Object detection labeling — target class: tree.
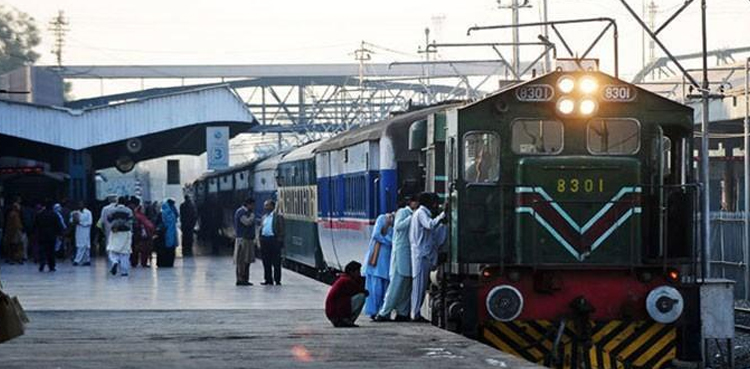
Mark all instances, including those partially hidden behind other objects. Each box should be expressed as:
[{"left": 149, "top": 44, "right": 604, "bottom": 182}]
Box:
[{"left": 0, "top": 5, "right": 41, "bottom": 75}]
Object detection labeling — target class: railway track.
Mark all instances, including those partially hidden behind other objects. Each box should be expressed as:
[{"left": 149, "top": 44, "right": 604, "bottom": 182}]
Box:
[{"left": 736, "top": 307, "right": 750, "bottom": 333}]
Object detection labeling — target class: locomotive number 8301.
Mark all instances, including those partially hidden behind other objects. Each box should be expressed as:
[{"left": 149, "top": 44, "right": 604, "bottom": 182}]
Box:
[{"left": 555, "top": 178, "right": 604, "bottom": 193}]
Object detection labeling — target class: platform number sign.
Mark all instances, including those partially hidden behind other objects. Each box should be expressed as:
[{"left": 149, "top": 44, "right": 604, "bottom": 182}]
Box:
[
  {"left": 207, "top": 126, "right": 229, "bottom": 170},
  {"left": 602, "top": 85, "right": 636, "bottom": 102},
  {"left": 516, "top": 84, "right": 554, "bottom": 102}
]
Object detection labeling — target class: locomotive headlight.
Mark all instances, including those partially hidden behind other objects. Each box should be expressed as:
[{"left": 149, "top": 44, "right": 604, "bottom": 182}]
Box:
[
  {"left": 579, "top": 76, "right": 599, "bottom": 94},
  {"left": 556, "top": 97, "right": 575, "bottom": 115},
  {"left": 646, "top": 286, "right": 684, "bottom": 324},
  {"left": 557, "top": 76, "right": 575, "bottom": 94},
  {"left": 486, "top": 285, "right": 524, "bottom": 322},
  {"left": 579, "top": 99, "right": 598, "bottom": 116}
]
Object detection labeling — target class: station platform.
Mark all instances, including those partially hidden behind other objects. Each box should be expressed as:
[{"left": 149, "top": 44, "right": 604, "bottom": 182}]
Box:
[{"left": 0, "top": 257, "right": 538, "bottom": 369}]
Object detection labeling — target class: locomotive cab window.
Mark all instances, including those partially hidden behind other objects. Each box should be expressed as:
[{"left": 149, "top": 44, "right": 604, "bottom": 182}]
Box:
[
  {"left": 587, "top": 119, "right": 640, "bottom": 155},
  {"left": 511, "top": 119, "right": 563, "bottom": 155},
  {"left": 464, "top": 132, "right": 500, "bottom": 183}
]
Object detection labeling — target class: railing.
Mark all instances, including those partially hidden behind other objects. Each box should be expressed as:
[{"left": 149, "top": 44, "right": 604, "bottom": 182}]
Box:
[{"left": 710, "top": 211, "right": 749, "bottom": 300}]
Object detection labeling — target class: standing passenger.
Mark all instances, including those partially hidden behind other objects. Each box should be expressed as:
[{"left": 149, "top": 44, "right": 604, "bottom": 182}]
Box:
[
  {"left": 259, "top": 200, "right": 284, "bottom": 285},
  {"left": 36, "top": 200, "right": 63, "bottom": 272},
  {"left": 70, "top": 201, "right": 92, "bottom": 266},
  {"left": 157, "top": 199, "right": 178, "bottom": 267},
  {"left": 325, "top": 261, "right": 368, "bottom": 328},
  {"left": 107, "top": 197, "right": 134, "bottom": 277},
  {"left": 375, "top": 195, "right": 420, "bottom": 321},
  {"left": 2, "top": 203, "right": 24, "bottom": 265},
  {"left": 52, "top": 203, "right": 67, "bottom": 258},
  {"left": 362, "top": 212, "right": 393, "bottom": 319},
  {"left": 233, "top": 198, "right": 256, "bottom": 286},
  {"left": 130, "top": 199, "right": 155, "bottom": 268},
  {"left": 410, "top": 193, "right": 447, "bottom": 322},
  {"left": 179, "top": 196, "right": 197, "bottom": 257}
]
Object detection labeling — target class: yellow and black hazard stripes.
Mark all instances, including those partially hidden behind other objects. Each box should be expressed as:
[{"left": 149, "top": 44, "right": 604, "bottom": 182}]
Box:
[{"left": 482, "top": 320, "right": 676, "bottom": 369}]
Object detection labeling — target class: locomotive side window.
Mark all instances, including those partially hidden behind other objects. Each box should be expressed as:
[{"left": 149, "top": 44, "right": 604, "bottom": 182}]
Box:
[
  {"left": 511, "top": 119, "right": 563, "bottom": 155},
  {"left": 587, "top": 119, "right": 640, "bottom": 155},
  {"left": 464, "top": 132, "right": 500, "bottom": 183}
]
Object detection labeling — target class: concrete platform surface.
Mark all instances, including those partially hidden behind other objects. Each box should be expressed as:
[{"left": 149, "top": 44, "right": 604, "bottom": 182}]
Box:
[
  {"left": 0, "top": 256, "right": 328, "bottom": 310},
  {"left": 0, "top": 310, "right": 538, "bottom": 369},
  {"left": 0, "top": 257, "right": 539, "bottom": 368}
]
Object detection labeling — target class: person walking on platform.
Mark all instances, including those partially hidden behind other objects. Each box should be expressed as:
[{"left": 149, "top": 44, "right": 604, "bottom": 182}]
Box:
[
  {"left": 35, "top": 200, "right": 64, "bottom": 272},
  {"left": 107, "top": 197, "right": 134, "bottom": 277},
  {"left": 362, "top": 212, "right": 393, "bottom": 319},
  {"left": 233, "top": 198, "right": 256, "bottom": 286},
  {"left": 157, "top": 199, "right": 179, "bottom": 268},
  {"left": 70, "top": 201, "right": 92, "bottom": 266},
  {"left": 410, "top": 193, "right": 448, "bottom": 322},
  {"left": 97, "top": 196, "right": 118, "bottom": 251},
  {"left": 375, "top": 195, "right": 419, "bottom": 322},
  {"left": 2, "top": 202, "right": 24, "bottom": 265},
  {"left": 325, "top": 261, "right": 368, "bottom": 328},
  {"left": 260, "top": 200, "right": 284, "bottom": 285},
  {"left": 130, "top": 198, "right": 155, "bottom": 268},
  {"left": 179, "top": 196, "right": 197, "bottom": 257}
]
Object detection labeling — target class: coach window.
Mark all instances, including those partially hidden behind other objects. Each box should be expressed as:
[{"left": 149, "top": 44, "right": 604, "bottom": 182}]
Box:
[
  {"left": 464, "top": 132, "right": 500, "bottom": 183},
  {"left": 587, "top": 119, "right": 640, "bottom": 155},
  {"left": 511, "top": 119, "right": 563, "bottom": 155}
]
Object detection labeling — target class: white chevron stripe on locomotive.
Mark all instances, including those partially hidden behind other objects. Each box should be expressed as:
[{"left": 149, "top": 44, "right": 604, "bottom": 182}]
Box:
[{"left": 515, "top": 186, "right": 642, "bottom": 261}]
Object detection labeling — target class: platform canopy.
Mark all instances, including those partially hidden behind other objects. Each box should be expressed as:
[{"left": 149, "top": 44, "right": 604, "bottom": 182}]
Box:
[{"left": 0, "top": 86, "right": 257, "bottom": 169}]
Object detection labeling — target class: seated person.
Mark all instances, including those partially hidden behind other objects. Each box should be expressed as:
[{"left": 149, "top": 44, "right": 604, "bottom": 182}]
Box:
[{"left": 325, "top": 261, "right": 368, "bottom": 327}]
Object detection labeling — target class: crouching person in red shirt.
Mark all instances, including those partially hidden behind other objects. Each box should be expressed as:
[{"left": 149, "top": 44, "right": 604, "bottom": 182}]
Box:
[{"left": 325, "top": 261, "right": 368, "bottom": 327}]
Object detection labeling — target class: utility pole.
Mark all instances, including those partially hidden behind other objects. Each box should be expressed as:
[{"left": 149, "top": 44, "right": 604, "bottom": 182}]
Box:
[
  {"left": 542, "top": 0, "right": 550, "bottom": 72},
  {"left": 497, "top": 0, "right": 531, "bottom": 78},
  {"left": 424, "top": 28, "right": 433, "bottom": 104},
  {"left": 49, "top": 10, "right": 69, "bottom": 68},
  {"left": 699, "top": 0, "right": 711, "bottom": 281},
  {"left": 353, "top": 41, "right": 372, "bottom": 128}
]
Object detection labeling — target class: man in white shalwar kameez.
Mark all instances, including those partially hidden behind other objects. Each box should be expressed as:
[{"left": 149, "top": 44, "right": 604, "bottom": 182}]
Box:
[
  {"left": 410, "top": 193, "right": 447, "bottom": 322},
  {"left": 70, "top": 201, "right": 92, "bottom": 266},
  {"left": 97, "top": 195, "right": 118, "bottom": 249},
  {"left": 106, "top": 197, "right": 134, "bottom": 277},
  {"left": 375, "top": 195, "right": 419, "bottom": 321}
]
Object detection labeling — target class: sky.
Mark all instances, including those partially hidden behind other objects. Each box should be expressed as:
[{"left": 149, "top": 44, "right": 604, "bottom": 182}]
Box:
[{"left": 2, "top": 0, "right": 749, "bottom": 84}]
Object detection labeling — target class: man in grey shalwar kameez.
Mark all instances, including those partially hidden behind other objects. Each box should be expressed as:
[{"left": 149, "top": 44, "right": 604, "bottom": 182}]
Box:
[
  {"left": 374, "top": 195, "right": 419, "bottom": 322},
  {"left": 410, "top": 193, "right": 447, "bottom": 322}
]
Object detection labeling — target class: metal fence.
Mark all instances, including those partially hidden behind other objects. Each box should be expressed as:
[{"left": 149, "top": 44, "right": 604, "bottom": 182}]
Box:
[{"left": 710, "top": 212, "right": 749, "bottom": 300}]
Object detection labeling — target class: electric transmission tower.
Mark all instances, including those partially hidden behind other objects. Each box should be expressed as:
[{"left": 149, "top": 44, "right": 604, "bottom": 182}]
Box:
[
  {"left": 49, "top": 10, "right": 69, "bottom": 67},
  {"left": 353, "top": 41, "right": 373, "bottom": 128}
]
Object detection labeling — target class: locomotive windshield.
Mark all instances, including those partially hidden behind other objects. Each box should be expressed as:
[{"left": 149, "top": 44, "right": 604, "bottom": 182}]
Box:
[
  {"left": 511, "top": 119, "right": 563, "bottom": 155},
  {"left": 464, "top": 131, "right": 500, "bottom": 183},
  {"left": 587, "top": 118, "right": 640, "bottom": 155}
]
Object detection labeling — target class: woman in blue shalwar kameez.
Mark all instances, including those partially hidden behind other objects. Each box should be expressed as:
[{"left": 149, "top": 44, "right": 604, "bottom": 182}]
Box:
[{"left": 362, "top": 213, "right": 394, "bottom": 318}]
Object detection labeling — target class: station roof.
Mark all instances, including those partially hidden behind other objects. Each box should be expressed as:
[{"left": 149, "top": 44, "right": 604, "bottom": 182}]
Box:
[
  {"left": 0, "top": 86, "right": 257, "bottom": 170},
  {"left": 0, "top": 86, "right": 256, "bottom": 150}
]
